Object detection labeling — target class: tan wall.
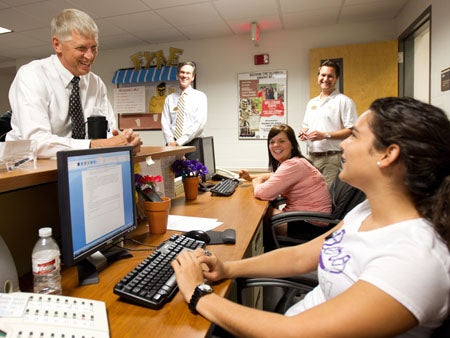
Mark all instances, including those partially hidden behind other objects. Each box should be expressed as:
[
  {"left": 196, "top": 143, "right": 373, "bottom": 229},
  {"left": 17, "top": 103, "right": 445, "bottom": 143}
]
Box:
[{"left": 310, "top": 40, "right": 398, "bottom": 115}]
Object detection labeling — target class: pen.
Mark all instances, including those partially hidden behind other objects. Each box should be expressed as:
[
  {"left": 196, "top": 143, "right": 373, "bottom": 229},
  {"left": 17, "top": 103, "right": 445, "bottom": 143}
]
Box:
[{"left": 14, "top": 157, "right": 30, "bottom": 167}]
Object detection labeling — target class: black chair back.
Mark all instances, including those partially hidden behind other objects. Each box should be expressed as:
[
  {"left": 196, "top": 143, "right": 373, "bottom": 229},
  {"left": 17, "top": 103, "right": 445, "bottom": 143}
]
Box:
[
  {"left": 0, "top": 110, "right": 12, "bottom": 141},
  {"left": 282, "top": 173, "right": 365, "bottom": 244},
  {"left": 329, "top": 173, "right": 366, "bottom": 220}
]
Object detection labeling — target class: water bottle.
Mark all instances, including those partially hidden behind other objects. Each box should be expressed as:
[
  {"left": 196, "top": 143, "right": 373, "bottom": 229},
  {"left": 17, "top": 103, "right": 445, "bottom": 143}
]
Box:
[{"left": 32, "top": 227, "right": 62, "bottom": 295}]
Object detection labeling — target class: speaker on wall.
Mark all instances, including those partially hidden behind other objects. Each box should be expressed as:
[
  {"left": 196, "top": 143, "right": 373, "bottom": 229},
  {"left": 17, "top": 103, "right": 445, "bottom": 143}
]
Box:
[{"left": 0, "top": 236, "right": 19, "bottom": 293}]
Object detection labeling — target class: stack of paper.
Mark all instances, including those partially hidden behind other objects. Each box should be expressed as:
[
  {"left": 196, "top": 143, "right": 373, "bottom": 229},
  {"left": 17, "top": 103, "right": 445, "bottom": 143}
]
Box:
[{"left": 167, "top": 215, "right": 222, "bottom": 232}]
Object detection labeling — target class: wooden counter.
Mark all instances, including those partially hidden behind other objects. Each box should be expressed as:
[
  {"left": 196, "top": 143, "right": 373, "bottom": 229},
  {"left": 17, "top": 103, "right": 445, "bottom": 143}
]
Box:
[
  {"left": 0, "top": 146, "right": 194, "bottom": 194},
  {"left": 0, "top": 145, "right": 195, "bottom": 276}
]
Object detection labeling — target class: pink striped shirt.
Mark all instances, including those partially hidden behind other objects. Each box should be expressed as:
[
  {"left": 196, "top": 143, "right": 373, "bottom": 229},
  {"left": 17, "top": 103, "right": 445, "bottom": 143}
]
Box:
[{"left": 253, "top": 157, "right": 331, "bottom": 213}]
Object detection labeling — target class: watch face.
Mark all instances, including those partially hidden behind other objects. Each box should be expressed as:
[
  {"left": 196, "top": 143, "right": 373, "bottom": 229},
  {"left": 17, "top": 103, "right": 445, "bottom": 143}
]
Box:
[{"left": 198, "top": 284, "right": 213, "bottom": 293}]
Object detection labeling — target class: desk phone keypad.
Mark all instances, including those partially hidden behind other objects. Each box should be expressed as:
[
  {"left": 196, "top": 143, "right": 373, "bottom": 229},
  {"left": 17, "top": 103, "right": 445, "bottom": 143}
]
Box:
[{"left": 0, "top": 292, "right": 109, "bottom": 338}]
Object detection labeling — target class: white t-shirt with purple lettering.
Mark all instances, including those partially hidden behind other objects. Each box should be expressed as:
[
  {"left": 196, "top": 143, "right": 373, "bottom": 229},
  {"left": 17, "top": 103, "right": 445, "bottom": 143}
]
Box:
[{"left": 285, "top": 200, "right": 450, "bottom": 337}]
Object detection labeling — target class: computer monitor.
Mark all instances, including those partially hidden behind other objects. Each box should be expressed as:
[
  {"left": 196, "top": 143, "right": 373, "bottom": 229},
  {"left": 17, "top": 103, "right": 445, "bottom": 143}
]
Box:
[
  {"left": 57, "top": 146, "right": 136, "bottom": 286},
  {"left": 186, "top": 136, "right": 216, "bottom": 181}
]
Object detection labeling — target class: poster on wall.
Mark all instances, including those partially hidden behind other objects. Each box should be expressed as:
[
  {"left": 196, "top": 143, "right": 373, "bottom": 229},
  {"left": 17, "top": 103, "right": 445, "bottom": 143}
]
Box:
[{"left": 238, "top": 70, "right": 287, "bottom": 140}]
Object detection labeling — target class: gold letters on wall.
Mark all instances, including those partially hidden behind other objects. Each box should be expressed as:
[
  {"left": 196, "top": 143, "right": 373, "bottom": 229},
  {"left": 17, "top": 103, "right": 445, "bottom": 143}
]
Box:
[{"left": 130, "top": 47, "right": 184, "bottom": 70}]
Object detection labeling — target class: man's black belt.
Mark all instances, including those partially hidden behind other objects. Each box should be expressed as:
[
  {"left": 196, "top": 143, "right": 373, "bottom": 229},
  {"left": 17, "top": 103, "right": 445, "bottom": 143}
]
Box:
[{"left": 309, "top": 151, "right": 342, "bottom": 157}]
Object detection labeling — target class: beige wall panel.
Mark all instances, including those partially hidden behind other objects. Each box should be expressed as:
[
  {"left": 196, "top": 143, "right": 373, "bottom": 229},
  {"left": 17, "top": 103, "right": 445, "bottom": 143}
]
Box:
[{"left": 310, "top": 40, "right": 398, "bottom": 115}]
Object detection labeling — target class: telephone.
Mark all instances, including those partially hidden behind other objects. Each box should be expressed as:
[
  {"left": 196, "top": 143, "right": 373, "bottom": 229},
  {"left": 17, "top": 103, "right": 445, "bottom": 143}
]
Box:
[
  {"left": 212, "top": 168, "right": 240, "bottom": 181},
  {"left": 0, "top": 292, "right": 109, "bottom": 337}
]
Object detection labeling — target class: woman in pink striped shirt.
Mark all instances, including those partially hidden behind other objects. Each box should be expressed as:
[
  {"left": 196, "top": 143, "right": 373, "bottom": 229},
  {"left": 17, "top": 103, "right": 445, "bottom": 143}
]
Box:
[{"left": 239, "top": 124, "right": 331, "bottom": 242}]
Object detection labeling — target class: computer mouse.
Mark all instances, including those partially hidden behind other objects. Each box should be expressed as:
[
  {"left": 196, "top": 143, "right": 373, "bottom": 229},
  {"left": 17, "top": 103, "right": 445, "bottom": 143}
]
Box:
[
  {"left": 183, "top": 230, "right": 211, "bottom": 243},
  {"left": 221, "top": 229, "right": 236, "bottom": 244}
]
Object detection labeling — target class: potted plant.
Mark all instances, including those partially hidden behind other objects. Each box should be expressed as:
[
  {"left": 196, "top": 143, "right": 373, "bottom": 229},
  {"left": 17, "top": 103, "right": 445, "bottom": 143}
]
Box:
[
  {"left": 135, "top": 173, "right": 170, "bottom": 234},
  {"left": 135, "top": 173, "right": 163, "bottom": 202},
  {"left": 171, "top": 158, "right": 208, "bottom": 200}
]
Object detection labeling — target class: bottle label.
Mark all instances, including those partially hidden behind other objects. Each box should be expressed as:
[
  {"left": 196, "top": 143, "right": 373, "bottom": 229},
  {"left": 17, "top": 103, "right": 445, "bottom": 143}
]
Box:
[{"left": 32, "top": 256, "right": 60, "bottom": 275}]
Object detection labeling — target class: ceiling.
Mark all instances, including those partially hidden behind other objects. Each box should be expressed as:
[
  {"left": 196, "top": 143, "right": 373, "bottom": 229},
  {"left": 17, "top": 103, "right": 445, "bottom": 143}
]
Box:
[{"left": 0, "top": 0, "right": 410, "bottom": 69}]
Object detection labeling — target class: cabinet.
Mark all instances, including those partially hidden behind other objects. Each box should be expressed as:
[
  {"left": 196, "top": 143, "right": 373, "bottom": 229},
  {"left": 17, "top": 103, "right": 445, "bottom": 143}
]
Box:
[{"left": 239, "top": 221, "right": 264, "bottom": 309}]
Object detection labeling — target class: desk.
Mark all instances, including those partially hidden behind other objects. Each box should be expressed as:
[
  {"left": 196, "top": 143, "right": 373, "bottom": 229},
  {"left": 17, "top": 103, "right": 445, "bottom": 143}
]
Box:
[
  {"left": 61, "top": 183, "right": 267, "bottom": 338},
  {"left": 0, "top": 146, "right": 194, "bottom": 276}
]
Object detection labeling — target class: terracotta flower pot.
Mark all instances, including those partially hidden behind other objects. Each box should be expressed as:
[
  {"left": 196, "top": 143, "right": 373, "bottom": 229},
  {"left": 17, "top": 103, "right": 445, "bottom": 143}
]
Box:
[
  {"left": 144, "top": 197, "right": 171, "bottom": 234},
  {"left": 183, "top": 176, "right": 199, "bottom": 200}
]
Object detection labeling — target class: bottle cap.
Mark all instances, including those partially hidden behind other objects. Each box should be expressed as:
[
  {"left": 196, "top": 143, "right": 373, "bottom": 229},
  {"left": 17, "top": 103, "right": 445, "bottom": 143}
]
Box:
[{"left": 39, "top": 227, "right": 52, "bottom": 237}]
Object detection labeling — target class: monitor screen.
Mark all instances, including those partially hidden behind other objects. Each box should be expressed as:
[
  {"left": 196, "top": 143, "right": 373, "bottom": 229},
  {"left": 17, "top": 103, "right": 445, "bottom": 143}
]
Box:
[
  {"left": 57, "top": 146, "right": 136, "bottom": 285},
  {"left": 186, "top": 137, "right": 216, "bottom": 181}
]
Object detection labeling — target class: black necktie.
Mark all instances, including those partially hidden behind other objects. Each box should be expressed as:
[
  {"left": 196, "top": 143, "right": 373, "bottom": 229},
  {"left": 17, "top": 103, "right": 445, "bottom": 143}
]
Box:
[{"left": 69, "top": 76, "right": 85, "bottom": 139}]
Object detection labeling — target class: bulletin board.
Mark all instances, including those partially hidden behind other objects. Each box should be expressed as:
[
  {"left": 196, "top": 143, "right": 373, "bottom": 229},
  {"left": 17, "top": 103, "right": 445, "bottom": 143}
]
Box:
[
  {"left": 238, "top": 70, "right": 287, "bottom": 140},
  {"left": 114, "top": 81, "right": 178, "bottom": 130},
  {"left": 112, "top": 65, "right": 181, "bottom": 130}
]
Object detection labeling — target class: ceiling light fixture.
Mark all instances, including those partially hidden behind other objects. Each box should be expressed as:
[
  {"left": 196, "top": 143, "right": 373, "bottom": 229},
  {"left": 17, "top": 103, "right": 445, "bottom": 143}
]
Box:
[{"left": 251, "top": 22, "right": 260, "bottom": 46}]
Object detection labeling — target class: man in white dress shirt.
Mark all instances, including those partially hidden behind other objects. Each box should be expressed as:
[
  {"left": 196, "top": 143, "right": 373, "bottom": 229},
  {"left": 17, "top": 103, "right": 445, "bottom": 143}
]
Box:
[
  {"left": 299, "top": 59, "right": 357, "bottom": 187},
  {"left": 161, "top": 61, "right": 207, "bottom": 148},
  {"left": 7, "top": 8, "right": 141, "bottom": 158}
]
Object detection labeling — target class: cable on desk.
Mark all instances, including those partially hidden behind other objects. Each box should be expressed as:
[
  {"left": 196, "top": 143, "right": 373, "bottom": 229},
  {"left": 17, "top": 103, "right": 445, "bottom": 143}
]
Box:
[{"left": 123, "top": 238, "right": 158, "bottom": 250}]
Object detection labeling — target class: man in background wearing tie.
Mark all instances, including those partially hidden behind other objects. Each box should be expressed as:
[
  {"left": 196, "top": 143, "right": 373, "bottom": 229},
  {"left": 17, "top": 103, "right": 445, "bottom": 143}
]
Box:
[
  {"left": 7, "top": 8, "right": 141, "bottom": 158},
  {"left": 161, "top": 62, "right": 207, "bottom": 148}
]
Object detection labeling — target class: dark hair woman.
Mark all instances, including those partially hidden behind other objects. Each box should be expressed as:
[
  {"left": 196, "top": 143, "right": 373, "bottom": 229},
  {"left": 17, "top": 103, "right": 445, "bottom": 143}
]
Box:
[{"left": 172, "top": 98, "right": 450, "bottom": 338}]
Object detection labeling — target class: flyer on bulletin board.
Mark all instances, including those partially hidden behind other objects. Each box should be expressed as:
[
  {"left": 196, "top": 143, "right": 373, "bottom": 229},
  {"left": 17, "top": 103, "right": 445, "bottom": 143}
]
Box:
[
  {"left": 113, "top": 86, "right": 146, "bottom": 114},
  {"left": 238, "top": 70, "right": 287, "bottom": 140}
]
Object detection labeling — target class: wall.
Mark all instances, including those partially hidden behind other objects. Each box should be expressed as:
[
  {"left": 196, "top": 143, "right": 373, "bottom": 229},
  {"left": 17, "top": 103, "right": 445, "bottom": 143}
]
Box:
[
  {"left": 7, "top": 0, "right": 449, "bottom": 170},
  {"left": 0, "top": 66, "right": 15, "bottom": 113},
  {"left": 91, "top": 20, "right": 397, "bottom": 171},
  {"left": 397, "top": 0, "right": 450, "bottom": 114},
  {"left": 309, "top": 40, "right": 398, "bottom": 116}
]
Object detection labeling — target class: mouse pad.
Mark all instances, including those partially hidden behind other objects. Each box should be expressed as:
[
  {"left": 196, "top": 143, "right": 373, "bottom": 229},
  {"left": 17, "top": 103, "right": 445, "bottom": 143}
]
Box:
[{"left": 206, "top": 229, "right": 236, "bottom": 245}]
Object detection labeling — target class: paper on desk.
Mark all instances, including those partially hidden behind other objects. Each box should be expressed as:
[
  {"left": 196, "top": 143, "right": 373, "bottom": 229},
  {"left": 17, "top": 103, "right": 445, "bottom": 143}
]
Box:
[{"left": 167, "top": 215, "right": 222, "bottom": 232}]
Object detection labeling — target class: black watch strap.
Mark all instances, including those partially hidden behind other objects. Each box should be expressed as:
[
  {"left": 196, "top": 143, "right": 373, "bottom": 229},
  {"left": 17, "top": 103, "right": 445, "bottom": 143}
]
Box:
[{"left": 188, "top": 284, "right": 213, "bottom": 314}]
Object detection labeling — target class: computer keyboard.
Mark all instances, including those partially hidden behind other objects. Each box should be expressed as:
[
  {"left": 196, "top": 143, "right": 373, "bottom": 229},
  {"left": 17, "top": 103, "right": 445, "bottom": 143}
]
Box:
[
  {"left": 210, "top": 178, "right": 239, "bottom": 196},
  {"left": 113, "top": 234, "right": 206, "bottom": 310}
]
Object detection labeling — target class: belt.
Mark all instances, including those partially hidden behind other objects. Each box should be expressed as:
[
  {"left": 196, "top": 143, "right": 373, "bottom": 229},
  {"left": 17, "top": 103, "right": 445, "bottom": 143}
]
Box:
[{"left": 309, "top": 151, "right": 342, "bottom": 157}]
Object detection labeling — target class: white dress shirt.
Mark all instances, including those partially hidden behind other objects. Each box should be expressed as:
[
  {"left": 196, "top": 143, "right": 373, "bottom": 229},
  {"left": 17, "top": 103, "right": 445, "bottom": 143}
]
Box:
[
  {"left": 302, "top": 89, "right": 357, "bottom": 152},
  {"left": 161, "top": 86, "right": 207, "bottom": 146},
  {"left": 7, "top": 54, "right": 117, "bottom": 158}
]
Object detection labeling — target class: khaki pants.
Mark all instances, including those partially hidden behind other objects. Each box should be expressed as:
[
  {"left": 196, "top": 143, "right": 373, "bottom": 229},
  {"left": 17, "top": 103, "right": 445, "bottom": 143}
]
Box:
[{"left": 309, "top": 152, "right": 342, "bottom": 188}]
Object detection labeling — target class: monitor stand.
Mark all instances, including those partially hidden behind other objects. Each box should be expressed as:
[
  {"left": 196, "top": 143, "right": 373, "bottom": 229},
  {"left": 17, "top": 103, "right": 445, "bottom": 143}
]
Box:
[{"left": 77, "top": 247, "right": 132, "bottom": 286}]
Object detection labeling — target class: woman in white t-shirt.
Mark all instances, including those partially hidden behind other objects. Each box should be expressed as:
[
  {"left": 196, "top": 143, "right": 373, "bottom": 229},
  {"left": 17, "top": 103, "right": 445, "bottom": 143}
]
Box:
[{"left": 171, "top": 97, "right": 450, "bottom": 337}]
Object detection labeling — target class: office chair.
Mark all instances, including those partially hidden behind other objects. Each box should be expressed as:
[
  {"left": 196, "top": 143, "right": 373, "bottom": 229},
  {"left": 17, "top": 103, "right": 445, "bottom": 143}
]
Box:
[
  {"left": 0, "top": 110, "right": 12, "bottom": 141},
  {"left": 239, "top": 174, "right": 449, "bottom": 337},
  {"left": 269, "top": 172, "right": 366, "bottom": 249},
  {"left": 244, "top": 173, "right": 365, "bottom": 315}
]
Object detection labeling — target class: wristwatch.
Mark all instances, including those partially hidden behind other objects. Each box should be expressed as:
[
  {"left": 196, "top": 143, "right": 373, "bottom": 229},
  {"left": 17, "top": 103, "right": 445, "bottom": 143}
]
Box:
[
  {"left": 326, "top": 132, "right": 332, "bottom": 139},
  {"left": 188, "top": 283, "right": 213, "bottom": 314}
]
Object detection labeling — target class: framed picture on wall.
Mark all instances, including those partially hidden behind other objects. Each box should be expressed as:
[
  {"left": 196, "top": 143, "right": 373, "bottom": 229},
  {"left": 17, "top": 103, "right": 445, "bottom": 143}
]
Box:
[{"left": 238, "top": 70, "right": 287, "bottom": 140}]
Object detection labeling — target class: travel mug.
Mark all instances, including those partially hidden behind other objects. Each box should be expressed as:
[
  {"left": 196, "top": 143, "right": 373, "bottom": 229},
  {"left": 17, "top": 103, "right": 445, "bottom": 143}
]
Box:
[{"left": 87, "top": 115, "right": 108, "bottom": 139}]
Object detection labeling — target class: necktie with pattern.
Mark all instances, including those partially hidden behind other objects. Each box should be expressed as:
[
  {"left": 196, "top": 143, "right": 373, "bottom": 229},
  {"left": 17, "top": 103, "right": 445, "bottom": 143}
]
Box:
[
  {"left": 174, "top": 92, "right": 185, "bottom": 141},
  {"left": 69, "top": 76, "right": 86, "bottom": 139}
]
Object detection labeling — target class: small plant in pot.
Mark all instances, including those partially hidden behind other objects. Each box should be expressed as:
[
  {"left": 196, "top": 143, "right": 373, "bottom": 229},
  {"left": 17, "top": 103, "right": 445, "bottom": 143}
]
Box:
[
  {"left": 135, "top": 174, "right": 163, "bottom": 202},
  {"left": 170, "top": 158, "right": 208, "bottom": 180}
]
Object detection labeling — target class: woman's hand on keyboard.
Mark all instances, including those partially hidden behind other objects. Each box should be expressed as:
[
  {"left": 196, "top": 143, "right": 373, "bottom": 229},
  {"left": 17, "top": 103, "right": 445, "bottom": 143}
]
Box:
[
  {"left": 172, "top": 250, "right": 206, "bottom": 303},
  {"left": 196, "top": 249, "right": 228, "bottom": 282}
]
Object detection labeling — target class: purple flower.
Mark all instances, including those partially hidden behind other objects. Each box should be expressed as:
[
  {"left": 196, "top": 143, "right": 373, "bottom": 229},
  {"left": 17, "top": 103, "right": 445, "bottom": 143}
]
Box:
[{"left": 171, "top": 159, "right": 208, "bottom": 179}]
